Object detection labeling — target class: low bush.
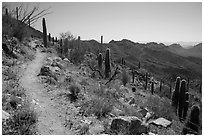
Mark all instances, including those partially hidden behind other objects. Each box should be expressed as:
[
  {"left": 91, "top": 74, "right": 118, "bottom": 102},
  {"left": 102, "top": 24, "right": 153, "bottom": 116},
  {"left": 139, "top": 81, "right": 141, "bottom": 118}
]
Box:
[
  {"left": 69, "top": 84, "right": 80, "bottom": 102},
  {"left": 2, "top": 104, "right": 37, "bottom": 135},
  {"left": 121, "top": 69, "right": 129, "bottom": 86}
]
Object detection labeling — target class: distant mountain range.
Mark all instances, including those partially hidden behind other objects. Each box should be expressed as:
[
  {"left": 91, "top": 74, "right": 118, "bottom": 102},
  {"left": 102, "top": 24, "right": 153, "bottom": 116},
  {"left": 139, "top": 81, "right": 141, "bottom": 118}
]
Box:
[
  {"left": 168, "top": 43, "right": 202, "bottom": 59},
  {"left": 81, "top": 39, "right": 202, "bottom": 82}
]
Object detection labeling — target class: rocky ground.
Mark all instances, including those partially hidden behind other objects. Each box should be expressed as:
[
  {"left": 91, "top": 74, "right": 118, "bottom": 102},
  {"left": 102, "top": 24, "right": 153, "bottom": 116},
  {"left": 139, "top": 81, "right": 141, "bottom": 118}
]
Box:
[{"left": 2, "top": 37, "right": 201, "bottom": 135}]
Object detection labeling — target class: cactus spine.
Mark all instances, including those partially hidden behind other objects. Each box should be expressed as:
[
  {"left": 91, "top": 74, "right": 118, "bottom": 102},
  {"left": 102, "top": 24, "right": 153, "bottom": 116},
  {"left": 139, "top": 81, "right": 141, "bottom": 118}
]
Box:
[
  {"left": 182, "top": 105, "right": 200, "bottom": 134},
  {"left": 42, "top": 18, "right": 47, "bottom": 48},
  {"left": 178, "top": 80, "right": 187, "bottom": 120},
  {"left": 171, "top": 77, "right": 180, "bottom": 111},
  {"left": 151, "top": 81, "right": 154, "bottom": 94},
  {"left": 105, "top": 48, "right": 111, "bottom": 78},
  {"left": 98, "top": 53, "right": 103, "bottom": 71}
]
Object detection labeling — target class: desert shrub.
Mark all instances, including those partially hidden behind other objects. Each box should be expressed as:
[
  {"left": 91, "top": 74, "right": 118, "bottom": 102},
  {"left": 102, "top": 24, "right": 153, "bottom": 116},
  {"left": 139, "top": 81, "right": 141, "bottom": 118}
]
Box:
[
  {"left": 80, "top": 88, "right": 115, "bottom": 119},
  {"left": 142, "top": 94, "right": 176, "bottom": 121},
  {"left": 2, "top": 15, "right": 27, "bottom": 41},
  {"left": 69, "top": 48, "right": 86, "bottom": 64},
  {"left": 121, "top": 69, "right": 129, "bottom": 86},
  {"left": 2, "top": 104, "right": 37, "bottom": 135},
  {"left": 69, "top": 84, "right": 80, "bottom": 102}
]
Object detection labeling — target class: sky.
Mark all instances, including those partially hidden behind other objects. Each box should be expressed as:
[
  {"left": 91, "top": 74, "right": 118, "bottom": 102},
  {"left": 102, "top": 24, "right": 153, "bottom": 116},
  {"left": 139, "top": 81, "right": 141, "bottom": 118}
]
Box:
[{"left": 3, "top": 2, "right": 202, "bottom": 45}]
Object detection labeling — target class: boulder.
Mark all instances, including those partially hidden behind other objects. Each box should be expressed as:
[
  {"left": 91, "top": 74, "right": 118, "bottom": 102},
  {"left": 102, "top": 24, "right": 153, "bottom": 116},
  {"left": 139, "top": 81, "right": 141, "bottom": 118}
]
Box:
[
  {"left": 150, "top": 117, "right": 172, "bottom": 128},
  {"left": 89, "top": 123, "right": 105, "bottom": 135},
  {"left": 110, "top": 116, "right": 148, "bottom": 135},
  {"left": 2, "top": 110, "right": 10, "bottom": 120}
]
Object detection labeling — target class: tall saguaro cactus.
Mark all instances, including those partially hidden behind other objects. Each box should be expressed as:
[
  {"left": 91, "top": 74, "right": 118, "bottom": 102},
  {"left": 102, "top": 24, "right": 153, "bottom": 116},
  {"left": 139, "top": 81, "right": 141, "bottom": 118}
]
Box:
[
  {"left": 132, "top": 70, "right": 135, "bottom": 83},
  {"left": 159, "top": 80, "right": 162, "bottom": 92},
  {"left": 145, "top": 73, "right": 148, "bottom": 90},
  {"left": 138, "top": 61, "right": 140, "bottom": 69},
  {"left": 48, "top": 33, "right": 51, "bottom": 42},
  {"left": 78, "top": 36, "right": 81, "bottom": 49},
  {"left": 105, "top": 48, "right": 111, "bottom": 78},
  {"left": 178, "top": 80, "right": 187, "bottom": 120},
  {"left": 183, "top": 92, "right": 189, "bottom": 120},
  {"left": 171, "top": 77, "right": 181, "bottom": 111},
  {"left": 42, "top": 18, "right": 47, "bottom": 48},
  {"left": 151, "top": 81, "right": 154, "bottom": 94},
  {"left": 5, "top": 8, "right": 8, "bottom": 15},
  {"left": 16, "top": 7, "right": 18, "bottom": 20},
  {"left": 98, "top": 53, "right": 103, "bottom": 71}
]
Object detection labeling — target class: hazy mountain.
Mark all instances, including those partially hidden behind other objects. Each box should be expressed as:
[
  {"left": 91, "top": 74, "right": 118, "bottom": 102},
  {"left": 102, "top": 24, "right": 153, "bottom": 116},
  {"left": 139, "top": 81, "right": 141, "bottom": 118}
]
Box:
[{"left": 167, "top": 43, "right": 202, "bottom": 59}]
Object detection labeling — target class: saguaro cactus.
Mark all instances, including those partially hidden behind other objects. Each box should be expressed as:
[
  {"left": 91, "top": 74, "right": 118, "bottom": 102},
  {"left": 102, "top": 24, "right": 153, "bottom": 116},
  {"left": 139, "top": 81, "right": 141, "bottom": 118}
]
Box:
[
  {"left": 78, "top": 36, "right": 80, "bottom": 49},
  {"left": 55, "top": 37, "right": 58, "bottom": 42},
  {"left": 52, "top": 37, "right": 54, "bottom": 45},
  {"left": 132, "top": 70, "right": 135, "bottom": 83},
  {"left": 151, "top": 81, "right": 154, "bottom": 94},
  {"left": 28, "top": 17, "right": 30, "bottom": 27},
  {"left": 182, "top": 105, "right": 200, "bottom": 134},
  {"left": 16, "top": 7, "right": 18, "bottom": 20},
  {"left": 105, "top": 48, "right": 111, "bottom": 78},
  {"left": 159, "top": 80, "right": 162, "bottom": 92},
  {"left": 42, "top": 18, "right": 47, "bottom": 48},
  {"left": 145, "top": 73, "right": 148, "bottom": 90},
  {"left": 183, "top": 92, "right": 189, "bottom": 120},
  {"left": 5, "top": 8, "right": 8, "bottom": 15},
  {"left": 138, "top": 61, "right": 140, "bottom": 69},
  {"left": 48, "top": 33, "right": 51, "bottom": 42},
  {"left": 178, "top": 80, "right": 187, "bottom": 120},
  {"left": 171, "top": 77, "right": 181, "bottom": 111},
  {"left": 98, "top": 53, "right": 103, "bottom": 71}
]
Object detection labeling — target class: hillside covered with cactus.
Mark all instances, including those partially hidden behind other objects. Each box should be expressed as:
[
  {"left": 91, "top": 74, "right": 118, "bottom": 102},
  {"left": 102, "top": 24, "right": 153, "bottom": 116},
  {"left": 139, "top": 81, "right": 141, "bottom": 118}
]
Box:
[{"left": 2, "top": 4, "right": 202, "bottom": 135}]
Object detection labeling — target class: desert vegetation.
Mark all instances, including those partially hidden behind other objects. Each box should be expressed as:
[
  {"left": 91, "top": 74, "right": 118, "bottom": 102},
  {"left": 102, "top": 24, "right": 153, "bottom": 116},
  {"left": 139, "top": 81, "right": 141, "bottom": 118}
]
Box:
[{"left": 2, "top": 3, "right": 202, "bottom": 135}]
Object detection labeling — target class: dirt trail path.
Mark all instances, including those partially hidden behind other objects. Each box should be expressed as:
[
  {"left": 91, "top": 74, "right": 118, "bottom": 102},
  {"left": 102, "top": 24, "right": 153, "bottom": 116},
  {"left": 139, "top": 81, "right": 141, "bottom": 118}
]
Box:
[{"left": 20, "top": 49, "right": 71, "bottom": 135}]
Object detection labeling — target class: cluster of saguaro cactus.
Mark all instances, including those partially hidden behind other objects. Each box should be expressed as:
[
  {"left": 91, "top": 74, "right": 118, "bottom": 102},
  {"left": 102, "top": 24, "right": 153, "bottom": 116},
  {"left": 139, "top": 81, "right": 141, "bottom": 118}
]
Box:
[
  {"left": 98, "top": 53, "right": 103, "bottom": 71},
  {"left": 105, "top": 48, "right": 111, "bottom": 78},
  {"left": 172, "top": 77, "right": 189, "bottom": 121},
  {"left": 121, "top": 58, "right": 125, "bottom": 65},
  {"left": 182, "top": 105, "right": 200, "bottom": 134},
  {"left": 42, "top": 18, "right": 47, "bottom": 48}
]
